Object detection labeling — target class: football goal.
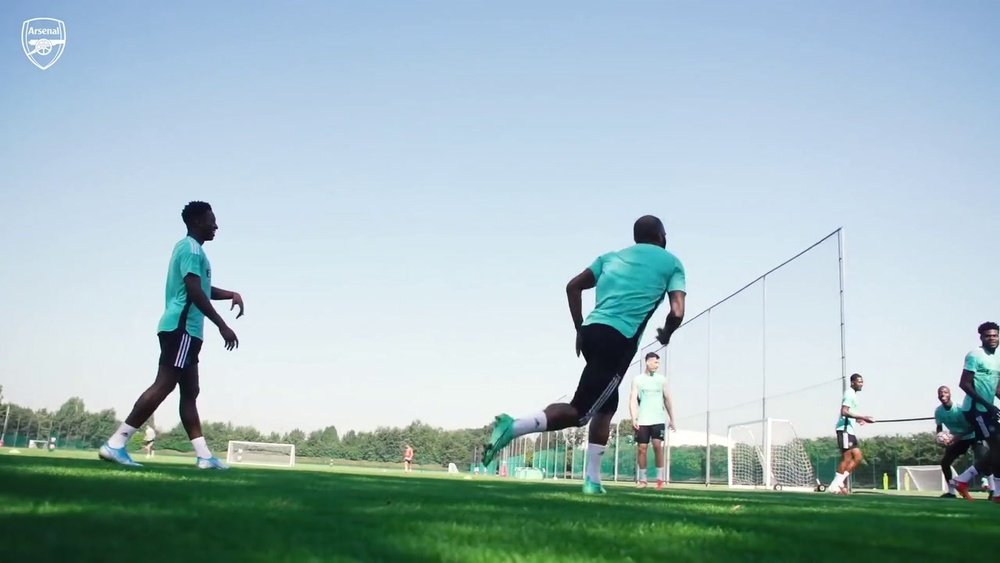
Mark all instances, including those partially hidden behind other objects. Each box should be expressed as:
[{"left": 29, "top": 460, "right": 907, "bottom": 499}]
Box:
[
  {"left": 728, "top": 418, "right": 817, "bottom": 491},
  {"left": 226, "top": 441, "right": 296, "bottom": 468},
  {"left": 896, "top": 465, "right": 951, "bottom": 492}
]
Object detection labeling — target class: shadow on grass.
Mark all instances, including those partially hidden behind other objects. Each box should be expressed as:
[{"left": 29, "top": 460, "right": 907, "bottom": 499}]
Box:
[{"left": 0, "top": 456, "right": 997, "bottom": 563}]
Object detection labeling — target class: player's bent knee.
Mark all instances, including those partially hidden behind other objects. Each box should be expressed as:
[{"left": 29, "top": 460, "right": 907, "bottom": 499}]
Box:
[
  {"left": 150, "top": 380, "right": 177, "bottom": 397},
  {"left": 179, "top": 384, "right": 200, "bottom": 399}
]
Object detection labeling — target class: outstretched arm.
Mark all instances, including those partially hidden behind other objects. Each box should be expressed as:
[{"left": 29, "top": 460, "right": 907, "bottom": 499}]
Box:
[
  {"left": 656, "top": 291, "right": 686, "bottom": 345},
  {"left": 840, "top": 404, "right": 873, "bottom": 424},
  {"left": 185, "top": 275, "right": 238, "bottom": 349},
  {"left": 187, "top": 276, "right": 227, "bottom": 329},
  {"left": 211, "top": 286, "right": 245, "bottom": 318}
]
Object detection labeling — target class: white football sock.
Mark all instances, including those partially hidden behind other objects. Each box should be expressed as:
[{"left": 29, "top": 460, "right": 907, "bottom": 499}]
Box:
[
  {"left": 586, "top": 443, "right": 606, "bottom": 483},
  {"left": 955, "top": 466, "right": 978, "bottom": 484},
  {"left": 512, "top": 411, "right": 547, "bottom": 437},
  {"left": 636, "top": 465, "right": 645, "bottom": 481},
  {"left": 657, "top": 466, "right": 666, "bottom": 481},
  {"left": 191, "top": 437, "right": 212, "bottom": 459},
  {"left": 107, "top": 423, "right": 138, "bottom": 449},
  {"left": 948, "top": 479, "right": 957, "bottom": 495},
  {"left": 989, "top": 475, "right": 996, "bottom": 491},
  {"left": 828, "top": 472, "right": 848, "bottom": 492}
]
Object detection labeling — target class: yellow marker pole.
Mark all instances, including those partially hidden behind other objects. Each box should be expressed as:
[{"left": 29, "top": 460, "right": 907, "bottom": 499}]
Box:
[
  {"left": 904, "top": 473, "right": 911, "bottom": 491},
  {"left": 883, "top": 472, "right": 889, "bottom": 490}
]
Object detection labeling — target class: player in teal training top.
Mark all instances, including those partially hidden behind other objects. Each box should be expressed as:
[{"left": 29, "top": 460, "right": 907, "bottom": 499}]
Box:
[
  {"left": 828, "top": 373, "right": 874, "bottom": 494},
  {"left": 99, "top": 201, "right": 244, "bottom": 469},
  {"left": 934, "top": 385, "right": 990, "bottom": 498},
  {"left": 629, "top": 351, "right": 674, "bottom": 490},
  {"left": 951, "top": 322, "right": 1000, "bottom": 501},
  {"left": 480, "top": 215, "right": 686, "bottom": 495}
]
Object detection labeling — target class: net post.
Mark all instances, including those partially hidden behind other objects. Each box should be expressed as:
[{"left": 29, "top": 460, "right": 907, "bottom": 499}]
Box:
[
  {"left": 613, "top": 425, "right": 620, "bottom": 482},
  {"left": 762, "top": 275, "right": 767, "bottom": 427},
  {"left": 726, "top": 425, "right": 734, "bottom": 487},
  {"left": 838, "top": 228, "right": 847, "bottom": 395},
  {"left": 664, "top": 430, "right": 671, "bottom": 483},
  {"left": 763, "top": 418, "right": 772, "bottom": 489},
  {"left": 705, "top": 309, "right": 712, "bottom": 487},
  {"left": 0, "top": 405, "right": 9, "bottom": 442}
]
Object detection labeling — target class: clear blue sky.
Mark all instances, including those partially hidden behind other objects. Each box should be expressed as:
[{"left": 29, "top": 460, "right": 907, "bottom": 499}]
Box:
[{"left": 2, "top": 1, "right": 998, "bottom": 440}]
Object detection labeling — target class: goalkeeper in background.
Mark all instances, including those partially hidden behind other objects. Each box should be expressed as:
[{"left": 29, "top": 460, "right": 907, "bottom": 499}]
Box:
[
  {"left": 934, "top": 385, "right": 991, "bottom": 499},
  {"left": 628, "top": 351, "right": 674, "bottom": 490}
]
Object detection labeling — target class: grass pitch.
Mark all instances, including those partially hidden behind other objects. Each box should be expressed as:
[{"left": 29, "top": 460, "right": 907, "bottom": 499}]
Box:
[{"left": 0, "top": 450, "right": 996, "bottom": 562}]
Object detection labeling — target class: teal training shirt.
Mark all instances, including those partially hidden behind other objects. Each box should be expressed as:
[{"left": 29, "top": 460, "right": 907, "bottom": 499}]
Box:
[
  {"left": 157, "top": 237, "right": 212, "bottom": 339},
  {"left": 635, "top": 372, "right": 668, "bottom": 426},
  {"left": 960, "top": 347, "right": 1000, "bottom": 413},
  {"left": 935, "top": 403, "right": 974, "bottom": 440},
  {"left": 835, "top": 388, "right": 859, "bottom": 434},
  {"left": 583, "top": 243, "right": 685, "bottom": 339}
]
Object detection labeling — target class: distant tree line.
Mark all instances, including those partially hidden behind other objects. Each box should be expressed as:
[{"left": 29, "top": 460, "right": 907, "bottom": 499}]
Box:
[{"left": 0, "top": 388, "right": 963, "bottom": 484}]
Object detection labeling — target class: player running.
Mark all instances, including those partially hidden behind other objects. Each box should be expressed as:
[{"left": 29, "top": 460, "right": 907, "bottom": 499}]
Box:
[
  {"left": 99, "top": 201, "right": 243, "bottom": 469},
  {"left": 629, "top": 351, "right": 674, "bottom": 489},
  {"left": 934, "top": 385, "right": 990, "bottom": 498},
  {"left": 480, "top": 215, "right": 686, "bottom": 495},
  {"left": 827, "top": 373, "right": 874, "bottom": 494},
  {"left": 950, "top": 322, "right": 1000, "bottom": 501}
]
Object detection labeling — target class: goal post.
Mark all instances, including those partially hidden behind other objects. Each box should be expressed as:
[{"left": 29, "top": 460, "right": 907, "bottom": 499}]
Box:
[
  {"left": 727, "top": 418, "right": 817, "bottom": 491},
  {"left": 226, "top": 440, "right": 296, "bottom": 468},
  {"left": 896, "top": 465, "right": 951, "bottom": 492}
]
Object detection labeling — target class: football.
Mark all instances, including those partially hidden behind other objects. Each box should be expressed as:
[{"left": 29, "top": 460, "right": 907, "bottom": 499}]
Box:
[{"left": 935, "top": 431, "right": 953, "bottom": 446}]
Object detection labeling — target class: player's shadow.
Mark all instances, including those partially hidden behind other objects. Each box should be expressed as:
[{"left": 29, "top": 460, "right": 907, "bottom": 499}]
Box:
[{"left": 0, "top": 456, "right": 996, "bottom": 563}]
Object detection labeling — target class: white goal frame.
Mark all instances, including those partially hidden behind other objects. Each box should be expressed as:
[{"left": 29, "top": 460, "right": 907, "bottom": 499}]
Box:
[
  {"left": 226, "top": 440, "right": 296, "bottom": 468},
  {"left": 727, "top": 417, "right": 817, "bottom": 492},
  {"left": 896, "top": 465, "right": 952, "bottom": 492}
]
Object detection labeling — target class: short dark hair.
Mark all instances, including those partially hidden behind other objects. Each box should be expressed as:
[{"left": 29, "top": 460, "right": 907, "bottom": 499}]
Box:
[
  {"left": 645, "top": 352, "right": 660, "bottom": 360},
  {"left": 181, "top": 201, "right": 212, "bottom": 226},
  {"left": 633, "top": 215, "right": 666, "bottom": 244},
  {"left": 849, "top": 373, "right": 863, "bottom": 383},
  {"left": 978, "top": 322, "right": 999, "bottom": 335}
]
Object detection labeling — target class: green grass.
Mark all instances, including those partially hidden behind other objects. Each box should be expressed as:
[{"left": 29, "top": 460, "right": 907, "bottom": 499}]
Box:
[{"left": 0, "top": 449, "right": 996, "bottom": 562}]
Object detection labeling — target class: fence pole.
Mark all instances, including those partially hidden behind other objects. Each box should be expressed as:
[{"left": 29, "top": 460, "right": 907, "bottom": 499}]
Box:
[{"left": 705, "top": 309, "right": 712, "bottom": 487}]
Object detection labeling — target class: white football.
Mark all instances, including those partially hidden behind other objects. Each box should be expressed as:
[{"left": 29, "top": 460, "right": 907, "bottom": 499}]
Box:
[{"left": 935, "top": 431, "right": 953, "bottom": 446}]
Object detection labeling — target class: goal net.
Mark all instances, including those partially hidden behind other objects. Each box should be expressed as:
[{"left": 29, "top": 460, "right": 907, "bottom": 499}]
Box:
[
  {"left": 728, "top": 418, "right": 816, "bottom": 491},
  {"left": 226, "top": 441, "right": 296, "bottom": 468},
  {"left": 897, "top": 465, "right": 950, "bottom": 492}
]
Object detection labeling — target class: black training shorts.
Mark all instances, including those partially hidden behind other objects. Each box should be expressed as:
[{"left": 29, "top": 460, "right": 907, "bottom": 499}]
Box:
[
  {"left": 158, "top": 329, "right": 203, "bottom": 370},
  {"left": 635, "top": 424, "right": 666, "bottom": 444},
  {"left": 964, "top": 410, "right": 999, "bottom": 442},
  {"left": 836, "top": 430, "right": 859, "bottom": 452},
  {"left": 569, "top": 323, "right": 639, "bottom": 426}
]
